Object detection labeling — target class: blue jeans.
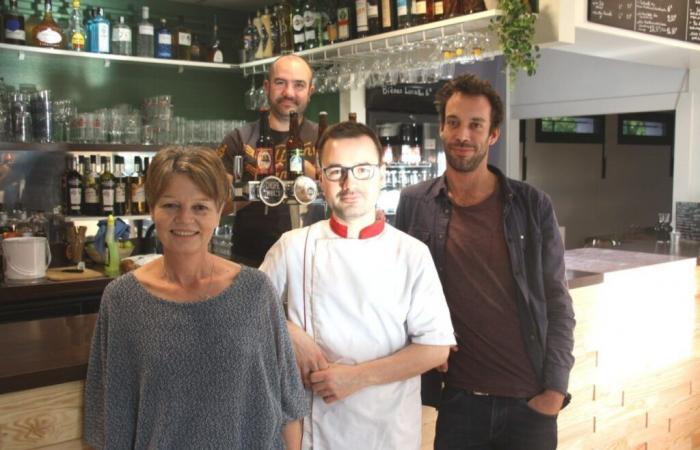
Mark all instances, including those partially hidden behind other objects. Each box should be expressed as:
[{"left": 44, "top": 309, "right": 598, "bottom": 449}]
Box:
[{"left": 434, "top": 387, "right": 558, "bottom": 450}]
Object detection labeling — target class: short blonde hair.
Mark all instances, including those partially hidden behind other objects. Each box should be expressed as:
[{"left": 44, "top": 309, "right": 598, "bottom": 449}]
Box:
[{"left": 146, "top": 146, "right": 232, "bottom": 209}]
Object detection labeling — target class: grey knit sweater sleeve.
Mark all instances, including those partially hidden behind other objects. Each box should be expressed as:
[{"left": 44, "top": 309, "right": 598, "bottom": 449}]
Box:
[{"left": 84, "top": 266, "right": 309, "bottom": 450}]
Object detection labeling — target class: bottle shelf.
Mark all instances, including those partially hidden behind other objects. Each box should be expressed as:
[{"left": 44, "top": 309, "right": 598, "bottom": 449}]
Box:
[
  {"left": 0, "top": 42, "right": 235, "bottom": 71},
  {"left": 239, "top": 10, "right": 501, "bottom": 76},
  {"left": 0, "top": 142, "right": 211, "bottom": 152},
  {"left": 386, "top": 162, "right": 433, "bottom": 169}
]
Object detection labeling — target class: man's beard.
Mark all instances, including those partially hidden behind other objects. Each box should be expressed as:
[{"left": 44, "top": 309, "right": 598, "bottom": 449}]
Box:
[{"left": 445, "top": 142, "right": 488, "bottom": 173}]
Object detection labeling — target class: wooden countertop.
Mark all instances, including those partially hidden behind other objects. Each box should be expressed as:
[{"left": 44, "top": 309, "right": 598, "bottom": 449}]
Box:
[{"left": 0, "top": 314, "right": 96, "bottom": 394}]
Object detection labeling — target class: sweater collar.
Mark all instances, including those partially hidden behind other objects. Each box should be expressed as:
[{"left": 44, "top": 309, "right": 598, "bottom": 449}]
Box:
[{"left": 329, "top": 215, "right": 385, "bottom": 239}]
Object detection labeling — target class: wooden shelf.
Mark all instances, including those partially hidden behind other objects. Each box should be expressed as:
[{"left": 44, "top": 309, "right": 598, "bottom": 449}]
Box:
[
  {"left": 66, "top": 215, "right": 150, "bottom": 221},
  {"left": 0, "top": 42, "right": 235, "bottom": 71}
]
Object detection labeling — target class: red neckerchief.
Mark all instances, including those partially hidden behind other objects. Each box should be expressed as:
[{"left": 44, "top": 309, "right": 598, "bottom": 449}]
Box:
[{"left": 329, "top": 214, "right": 385, "bottom": 239}]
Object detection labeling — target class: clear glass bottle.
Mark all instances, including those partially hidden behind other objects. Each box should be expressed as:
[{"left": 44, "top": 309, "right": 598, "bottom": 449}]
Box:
[
  {"left": 155, "top": 18, "right": 172, "bottom": 59},
  {"left": 111, "top": 16, "right": 132, "bottom": 56},
  {"left": 136, "top": 6, "right": 154, "bottom": 57},
  {"left": 67, "top": 0, "right": 85, "bottom": 51},
  {"left": 4, "top": 0, "right": 27, "bottom": 45},
  {"left": 32, "top": 0, "right": 64, "bottom": 49},
  {"left": 174, "top": 15, "right": 192, "bottom": 60}
]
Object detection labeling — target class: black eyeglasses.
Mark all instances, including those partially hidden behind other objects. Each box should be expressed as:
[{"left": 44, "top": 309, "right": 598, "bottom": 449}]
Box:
[{"left": 322, "top": 163, "right": 379, "bottom": 181}]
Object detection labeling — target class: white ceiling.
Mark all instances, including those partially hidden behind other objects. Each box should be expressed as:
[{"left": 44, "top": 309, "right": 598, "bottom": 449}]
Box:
[{"left": 171, "top": 0, "right": 262, "bottom": 12}]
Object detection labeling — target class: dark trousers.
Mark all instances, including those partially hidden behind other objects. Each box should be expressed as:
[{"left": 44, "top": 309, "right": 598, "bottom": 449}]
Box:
[{"left": 434, "top": 387, "right": 558, "bottom": 450}]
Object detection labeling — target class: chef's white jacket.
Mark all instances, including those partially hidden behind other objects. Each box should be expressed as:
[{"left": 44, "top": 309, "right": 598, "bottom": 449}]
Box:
[{"left": 260, "top": 220, "right": 455, "bottom": 450}]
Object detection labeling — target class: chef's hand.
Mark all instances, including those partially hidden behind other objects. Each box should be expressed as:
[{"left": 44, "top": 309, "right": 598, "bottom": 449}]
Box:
[
  {"left": 309, "top": 363, "right": 364, "bottom": 404},
  {"left": 287, "top": 321, "right": 329, "bottom": 387},
  {"left": 527, "top": 389, "right": 564, "bottom": 416},
  {"left": 436, "top": 345, "right": 458, "bottom": 373}
]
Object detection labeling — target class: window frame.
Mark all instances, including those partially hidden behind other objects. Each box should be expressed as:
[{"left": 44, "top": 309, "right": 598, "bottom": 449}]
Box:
[
  {"left": 617, "top": 112, "right": 675, "bottom": 146},
  {"left": 535, "top": 115, "right": 605, "bottom": 144}
]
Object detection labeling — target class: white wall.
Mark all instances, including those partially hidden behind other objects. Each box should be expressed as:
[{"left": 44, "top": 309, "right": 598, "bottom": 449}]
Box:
[{"left": 524, "top": 115, "right": 673, "bottom": 249}]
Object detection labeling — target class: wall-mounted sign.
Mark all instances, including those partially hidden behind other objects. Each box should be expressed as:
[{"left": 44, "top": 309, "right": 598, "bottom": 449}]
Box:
[{"left": 588, "top": 0, "right": 700, "bottom": 44}]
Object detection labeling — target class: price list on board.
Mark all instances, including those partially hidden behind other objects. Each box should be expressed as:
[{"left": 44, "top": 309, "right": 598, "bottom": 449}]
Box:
[{"left": 589, "top": 0, "right": 700, "bottom": 44}]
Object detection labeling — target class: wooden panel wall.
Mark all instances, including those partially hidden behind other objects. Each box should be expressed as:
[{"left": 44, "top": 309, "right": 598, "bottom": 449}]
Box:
[
  {"left": 421, "top": 264, "right": 700, "bottom": 449},
  {"left": 0, "top": 381, "right": 84, "bottom": 450}
]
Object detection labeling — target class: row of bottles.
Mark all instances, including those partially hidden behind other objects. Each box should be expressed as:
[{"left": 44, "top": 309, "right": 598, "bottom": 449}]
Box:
[
  {"left": 1, "top": 1, "right": 224, "bottom": 63},
  {"left": 241, "top": 0, "right": 488, "bottom": 61},
  {"left": 63, "top": 154, "right": 149, "bottom": 217}
]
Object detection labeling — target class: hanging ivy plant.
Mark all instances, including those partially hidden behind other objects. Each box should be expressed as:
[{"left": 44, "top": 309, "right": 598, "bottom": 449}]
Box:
[{"left": 490, "top": 0, "right": 540, "bottom": 88}]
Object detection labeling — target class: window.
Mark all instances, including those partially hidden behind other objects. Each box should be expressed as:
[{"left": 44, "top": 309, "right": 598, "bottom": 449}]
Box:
[
  {"left": 535, "top": 116, "right": 605, "bottom": 143},
  {"left": 618, "top": 112, "right": 674, "bottom": 145}
]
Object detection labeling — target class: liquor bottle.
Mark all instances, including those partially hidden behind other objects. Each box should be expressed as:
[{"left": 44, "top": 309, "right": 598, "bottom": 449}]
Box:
[
  {"left": 399, "top": 123, "right": 412, "bottom": 164},
  {"left": 174, "top": 15, "right": 192, "bottom": 60},
  {"left": 355, "top": 0, "right": 368, "bottom": 38},
  {"left": 190, "top": 33, "right": 202, "bottom": 60},
  {"left": 410, "top": 121, "right": 422, "bottom": 164},
  {"left": 4, "top": 0, "right": 26, "bottom": 45},
  {"left": 111, "top": 16, "right": 132, "bottom": 56},
  {"left": 261, "top": 7, "right": 273, "bottom": 58},
  {"left": 256, "top": 110, "right": 275, "bottom": 178},
  {"left": 65, "top": 155, "right": 83, "bottom": 216},
  {"left": 292, "top": 1, "right": 305, "bottom": 51},
  {"left": 348, "top": 112, "right": 357, "bottom": 122},
  {"left": 336, "top": 0, "right": 353, "bottom": 42},
  {"left": 431, "top": 0, "right": 444, "bottom": 22},
  {"left": 90, "top": 7, "right": 109, "bottom": 54},
  {"left": 444, "top": 0, "right": 461, "bottom": 18},
  {"left": 286, "top": 111, "right": 304, "bottom": 180},
  {"left": 303, "top": 0, "right": 319, "bottom": 49},
  {"left": 207, "top": 15, "right": 223, "bottom": 63},
  {"left": 321, "top": 2, "right": 334, "bottom": 45},
  {"left": 278, "top": 0, "right": 293, "bottom": 54},
  {"left": 315, "top": 111, "right": 328, "bottom": 174},
  {"left": 129, "top": 156, "right": 147, "bottom": 215},
  {"left": 397, "top": 0, "right": 411, "bottom": 28},
  {"left": 243, "top": 16, "right": 255, "bottom": 63},
  {"left": 270, "top": 6, "right": 281, "bottom": 55},
  {"left": 155, "top": 18, "right": 172, "bottom": 59},
  {"left": 380, "top": 0, "right": 395, "bottom": 32},
  {"left": 82, "top": 155, "right": 100, "bottom": 216},
  {"left": 253, "top": 9, "right": 265, "bottom": 60},
  {"left": 31, "top": 0, "right": 64, "bottom": 49},
  {"left": 100, "top": 156, "right": 115, "bottom": 215},
  {"left": 462, "top": 0, "right": 484, "bottom": 14},
  {"left": 113, "top": 156, "right": 128, "bottom": 215},
  {"left": 411, "top": 0, "right": 427, "bottom": 25},
  {"left": 67, "top": 0, "right": 85, "bottom": 51},
  {"left": 84, "top": 7, "right": 94, "bottom": 50},
  {"left": 136, "top": 6, "right": 154, "bottom": 57},
  {"left": 367, "top": 0, "right": 380, "bottom": 35}
]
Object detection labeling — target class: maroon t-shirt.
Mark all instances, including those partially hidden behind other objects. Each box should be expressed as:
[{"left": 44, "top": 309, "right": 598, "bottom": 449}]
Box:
[{"left": 443, "top": 183, "right": 540, "bottom": 398}]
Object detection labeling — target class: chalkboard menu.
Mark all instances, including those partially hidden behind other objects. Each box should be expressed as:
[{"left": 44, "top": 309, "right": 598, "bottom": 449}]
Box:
[{"left": 588, "top": 0, "right": 700, "bottom": 44}]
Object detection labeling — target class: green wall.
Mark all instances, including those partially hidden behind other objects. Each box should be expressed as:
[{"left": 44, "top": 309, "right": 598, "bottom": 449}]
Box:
[{"left": 0, "top": 0, "right": 339, "bottom": 122}]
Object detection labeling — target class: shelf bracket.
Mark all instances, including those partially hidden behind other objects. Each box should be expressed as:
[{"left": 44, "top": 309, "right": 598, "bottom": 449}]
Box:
[
  {"left": 103, "top": 59, "right": 110, "bottom": 68},
  {"left": 178, "top": 65, "right": 184, "bottom": 74},
  {"left": 18, "top": 50, "right": 25, "bottom": 61}
]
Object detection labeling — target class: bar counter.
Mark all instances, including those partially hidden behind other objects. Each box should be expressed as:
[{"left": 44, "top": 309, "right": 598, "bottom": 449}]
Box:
[{"left": 1, "top": 247, "right": 699, "bottom": 450}]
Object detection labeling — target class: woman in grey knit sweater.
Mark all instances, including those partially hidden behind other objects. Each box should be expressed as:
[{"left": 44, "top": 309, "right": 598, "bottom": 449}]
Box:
[{"left": 84, "top": 147, "right": 308, "bottom": 449}]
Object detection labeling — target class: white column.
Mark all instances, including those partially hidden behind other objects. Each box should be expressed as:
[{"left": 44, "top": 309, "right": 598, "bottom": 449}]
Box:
[
  {"left": 672, "top": 69, "right": 699, "bottom": 207},
  {"left": 339, "top": 86, "right": 366, "bottom": 123}
]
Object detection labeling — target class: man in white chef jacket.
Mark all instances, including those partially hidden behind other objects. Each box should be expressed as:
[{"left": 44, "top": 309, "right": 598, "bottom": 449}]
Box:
[{"left": 260, "top": 121, "right": 455, "bottom": 450}]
